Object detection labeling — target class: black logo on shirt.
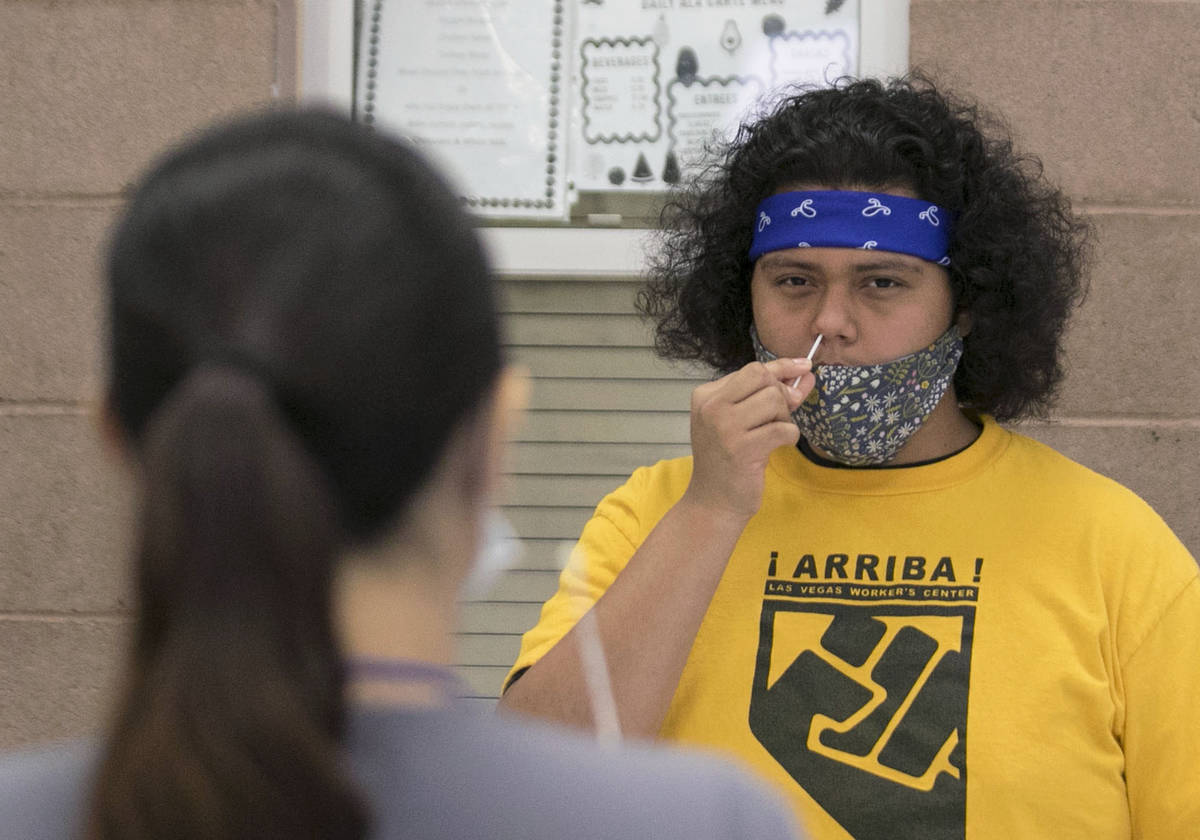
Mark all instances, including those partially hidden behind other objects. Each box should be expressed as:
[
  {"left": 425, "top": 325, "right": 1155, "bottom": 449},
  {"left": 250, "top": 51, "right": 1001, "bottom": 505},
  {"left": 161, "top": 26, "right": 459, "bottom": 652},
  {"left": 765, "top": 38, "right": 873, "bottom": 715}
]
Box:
[{"left": 750, "top": 579, "right": 975, "bottom": 840}]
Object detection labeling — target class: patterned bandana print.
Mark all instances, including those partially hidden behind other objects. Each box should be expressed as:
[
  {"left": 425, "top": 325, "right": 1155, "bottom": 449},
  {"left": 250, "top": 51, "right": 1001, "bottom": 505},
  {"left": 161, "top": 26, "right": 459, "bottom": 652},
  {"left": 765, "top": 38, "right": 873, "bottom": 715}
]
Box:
[
  {"left": 751, "top": 325, "right": 965, "bottom": 465},
  {"left": 748, "top": 190, "right": 956, "bottom": 266}
]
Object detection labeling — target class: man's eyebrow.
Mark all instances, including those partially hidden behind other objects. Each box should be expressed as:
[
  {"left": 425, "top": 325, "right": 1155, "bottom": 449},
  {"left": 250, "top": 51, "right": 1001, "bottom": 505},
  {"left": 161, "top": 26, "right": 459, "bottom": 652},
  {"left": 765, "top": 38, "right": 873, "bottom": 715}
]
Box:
[
  {"left": 851, "top": 259, "right": 924, "bottom": 275},
  {"left": 755, "top": 255, "right": 825, "bottom": 271}
]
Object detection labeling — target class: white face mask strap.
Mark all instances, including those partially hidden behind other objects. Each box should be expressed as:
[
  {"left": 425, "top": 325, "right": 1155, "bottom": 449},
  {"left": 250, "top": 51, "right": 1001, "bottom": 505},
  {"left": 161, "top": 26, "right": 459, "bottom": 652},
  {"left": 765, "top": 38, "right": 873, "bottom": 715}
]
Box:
[
  {"left": 557, "top": 542, "right": 622, "bottom": 745},
  {"left": 575, "top": 608, "right": 622, "bottom": 745},
  {"left": 461, "top": 510, "right": 520, "bottom": 602}
]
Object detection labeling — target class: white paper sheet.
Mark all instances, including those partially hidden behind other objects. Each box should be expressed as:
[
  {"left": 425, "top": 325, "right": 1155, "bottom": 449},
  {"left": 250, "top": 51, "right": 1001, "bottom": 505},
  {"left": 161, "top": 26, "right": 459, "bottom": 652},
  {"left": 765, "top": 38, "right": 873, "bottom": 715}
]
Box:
[
  {"left": 572, "top": 0, "right": 859, "bottom": 192},
  {"left": 357, "top": 0, "right": 572, "bottom": 219}
]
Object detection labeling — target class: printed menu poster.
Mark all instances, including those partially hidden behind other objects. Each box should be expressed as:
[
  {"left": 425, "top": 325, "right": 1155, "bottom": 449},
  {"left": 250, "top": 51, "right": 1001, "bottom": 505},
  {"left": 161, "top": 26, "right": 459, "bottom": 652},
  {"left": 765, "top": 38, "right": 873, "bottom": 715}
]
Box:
[
  {"left": 358, "top": 0, "right": 571, "bottom": 219},
  {"left": 573, "top": 0, "right": 859, "bottom": 192}
]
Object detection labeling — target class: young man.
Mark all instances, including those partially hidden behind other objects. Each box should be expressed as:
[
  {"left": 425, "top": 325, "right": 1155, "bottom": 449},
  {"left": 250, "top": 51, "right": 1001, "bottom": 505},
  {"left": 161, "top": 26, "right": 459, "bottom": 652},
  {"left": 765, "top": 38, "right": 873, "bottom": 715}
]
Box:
[{"left": 499, "top": 78, "right": 1199, "bottom": 840}]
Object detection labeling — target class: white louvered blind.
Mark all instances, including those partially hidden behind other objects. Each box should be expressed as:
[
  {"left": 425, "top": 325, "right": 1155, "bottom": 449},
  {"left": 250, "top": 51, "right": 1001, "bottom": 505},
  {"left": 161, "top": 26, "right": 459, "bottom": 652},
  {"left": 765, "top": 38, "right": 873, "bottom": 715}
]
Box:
[{"left": 454, "top": 230, "right": 709, "bottom": 707}]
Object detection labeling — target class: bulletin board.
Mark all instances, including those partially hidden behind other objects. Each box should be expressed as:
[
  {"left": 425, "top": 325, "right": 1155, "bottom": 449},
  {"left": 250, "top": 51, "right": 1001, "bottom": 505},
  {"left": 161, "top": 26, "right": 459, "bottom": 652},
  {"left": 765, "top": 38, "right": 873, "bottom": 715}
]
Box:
[
  {"left": 305, "top": 0, "right": 905, "bottom": 223},
  {"left": 573, "top": 0, "right": 858, "bottom": 193},
  {"left": 358, "top": 0, "right": 571, "bottom": 219}
]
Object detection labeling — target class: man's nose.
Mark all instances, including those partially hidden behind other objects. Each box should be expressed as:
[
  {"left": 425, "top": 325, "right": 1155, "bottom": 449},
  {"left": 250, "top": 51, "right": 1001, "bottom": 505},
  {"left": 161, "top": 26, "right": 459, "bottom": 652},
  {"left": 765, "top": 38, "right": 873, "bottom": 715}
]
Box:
[{"left": 811, "top": 286, "right": 855, "bottom": 343}]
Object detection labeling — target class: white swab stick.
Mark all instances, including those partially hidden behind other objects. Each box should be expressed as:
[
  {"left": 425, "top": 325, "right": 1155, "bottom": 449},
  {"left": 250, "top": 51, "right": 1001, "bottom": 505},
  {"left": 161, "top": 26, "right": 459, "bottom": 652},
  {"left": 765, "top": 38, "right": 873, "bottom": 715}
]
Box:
[
  {"left": 791, "top": 334, "right": 823, "bottom": 389},
  {"left": 806, "top": 333, "right": 824, "bottom": 361}
]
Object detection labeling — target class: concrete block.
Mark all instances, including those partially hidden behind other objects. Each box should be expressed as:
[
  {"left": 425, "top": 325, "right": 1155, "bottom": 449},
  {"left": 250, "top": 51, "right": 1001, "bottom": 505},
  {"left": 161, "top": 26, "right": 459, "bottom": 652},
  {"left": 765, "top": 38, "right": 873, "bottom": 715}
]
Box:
[
  {"left": 0, "top": 203, "right": 116, "bottom": 402},
  {"left": 1057, "top": 213, "right": 1200, "bottom": 416},
  {"left": 0, "top": 0, "right": 277, "bottom": 196},
  {"left": 1017, "top": 420, "right": 1200, "bottom": 558},
  {"left": 0, "top": 617, "right": 129, "bottom": 749},
  {"left": 0, "top": 414, "right": 134, "bottom": 613},
  {"left": 911, "top": 1, "right": 1200, "bottom": 205}
]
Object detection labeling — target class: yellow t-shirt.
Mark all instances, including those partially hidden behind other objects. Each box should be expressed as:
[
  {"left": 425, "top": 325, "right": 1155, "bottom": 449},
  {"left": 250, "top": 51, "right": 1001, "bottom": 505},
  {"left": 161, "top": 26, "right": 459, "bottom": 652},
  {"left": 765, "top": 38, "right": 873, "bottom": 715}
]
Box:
[{"left": 507, "top": 418, "right": 1200, "bottom": 840}]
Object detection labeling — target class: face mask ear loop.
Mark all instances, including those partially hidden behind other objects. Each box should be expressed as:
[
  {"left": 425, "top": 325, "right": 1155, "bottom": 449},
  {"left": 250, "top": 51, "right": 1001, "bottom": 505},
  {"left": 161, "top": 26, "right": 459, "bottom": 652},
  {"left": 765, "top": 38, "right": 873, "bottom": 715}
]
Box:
[
  {"left": 558, "top": 542, "right": 621, "bottom": 745},
  {"left": 576, "top": 608, "right": 622, "bottom": 745},
  {"left": 460, "top": 510, "right": 520, "bottom": 601}
]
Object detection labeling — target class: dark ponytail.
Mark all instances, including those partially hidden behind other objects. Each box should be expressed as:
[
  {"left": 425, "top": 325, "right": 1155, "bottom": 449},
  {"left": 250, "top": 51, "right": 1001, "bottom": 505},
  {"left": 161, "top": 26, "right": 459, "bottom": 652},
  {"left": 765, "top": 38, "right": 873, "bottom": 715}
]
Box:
[
  {"left": 91, "top": 109, "right": 502, "bottom": 838},
  {"left": 88, "top": 366, "right": 367, "bottom": 839}
]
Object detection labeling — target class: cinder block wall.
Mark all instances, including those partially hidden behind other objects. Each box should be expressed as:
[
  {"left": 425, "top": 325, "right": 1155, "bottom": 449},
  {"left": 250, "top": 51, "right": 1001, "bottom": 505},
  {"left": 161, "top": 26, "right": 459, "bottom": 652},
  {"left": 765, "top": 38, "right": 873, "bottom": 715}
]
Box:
[
  {"left": 0, "top": 0, "right": 281, "bottom": 748},
  {"left": 1, "top": 1, "right": 1196, "bottom": 749},
  {"left": 910, "top": 0, "right": 1200, "bottom": 556}
]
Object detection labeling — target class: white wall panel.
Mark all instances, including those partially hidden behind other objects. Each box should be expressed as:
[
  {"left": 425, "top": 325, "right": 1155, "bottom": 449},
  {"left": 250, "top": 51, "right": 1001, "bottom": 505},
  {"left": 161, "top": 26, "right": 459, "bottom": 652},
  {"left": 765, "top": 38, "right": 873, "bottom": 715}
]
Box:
[
  {"left": 510, "top": 442, "right": 691, "bottom": 477},
  {"left": 503, "top": 475, "right": 632, "bottom": 508},
  {"left": 457, "top": 274, "right": 710, "bottom": 698},
  {"left": 518, "top": 411, "right": 690, "bottom": 445},
  {"left": 459, "top": 603, "right": 546, "bottom": 635},
  {"left": 506, "top": 539, "right": 580, "bottom": 572},
  {"left": 457, "top": 665, "right": 514, "bottom": 699},
  {"left": 455, "top": 634, "right": 523, "bottom": 667},
  {"left": 504, "top": 507, "right": 596, "bottom": 541},
  {"left": 500, "top": 280, "right": 642, "bottom": 314},
  {"left": 510, "top": 347, "right": 705, "bottom": 380},
  {"left": 526, "top": 379, "right": 698, "bottom": 411},
  {"left": 506, "top": 313, "right": 650, "bottom": 347}
]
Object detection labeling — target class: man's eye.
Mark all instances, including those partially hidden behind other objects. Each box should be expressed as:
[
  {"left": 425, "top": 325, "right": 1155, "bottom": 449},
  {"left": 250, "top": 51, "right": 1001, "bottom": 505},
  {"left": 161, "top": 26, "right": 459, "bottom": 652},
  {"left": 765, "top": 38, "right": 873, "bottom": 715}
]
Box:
[
  {"left": 869, "top": 277, "right": 900, "bottom": 289},
  {"left": 779, "top": 276, "right": 811, "bottom": 287}
]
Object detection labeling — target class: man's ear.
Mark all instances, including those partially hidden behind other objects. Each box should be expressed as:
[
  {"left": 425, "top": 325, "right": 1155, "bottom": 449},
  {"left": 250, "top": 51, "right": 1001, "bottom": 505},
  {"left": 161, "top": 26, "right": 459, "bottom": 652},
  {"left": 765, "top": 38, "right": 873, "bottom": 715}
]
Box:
[{"left": 955, "top": 309, "right": 973, "bottom": 338}]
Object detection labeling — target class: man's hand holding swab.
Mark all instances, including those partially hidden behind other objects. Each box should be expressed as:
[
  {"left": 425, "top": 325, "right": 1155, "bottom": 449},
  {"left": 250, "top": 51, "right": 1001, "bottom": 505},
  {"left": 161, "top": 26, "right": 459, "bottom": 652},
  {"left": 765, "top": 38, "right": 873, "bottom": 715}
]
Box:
[{"left": 683, "top": 348, "right": 815, "bottom": 520}]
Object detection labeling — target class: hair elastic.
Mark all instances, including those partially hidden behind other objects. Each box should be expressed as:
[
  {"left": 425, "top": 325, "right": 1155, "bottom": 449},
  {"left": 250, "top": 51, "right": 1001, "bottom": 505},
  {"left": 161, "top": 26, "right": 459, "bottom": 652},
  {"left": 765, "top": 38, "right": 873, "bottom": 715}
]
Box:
[{"left": 748, "top": 190, "right": 956, "bottom": 265}]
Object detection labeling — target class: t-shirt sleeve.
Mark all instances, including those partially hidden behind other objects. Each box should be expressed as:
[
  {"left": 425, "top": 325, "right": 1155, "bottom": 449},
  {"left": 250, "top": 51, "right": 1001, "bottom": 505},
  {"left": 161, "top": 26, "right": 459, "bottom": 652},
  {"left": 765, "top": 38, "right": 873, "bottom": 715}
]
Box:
[
  {"left": 1121, "top": 571, "right": 1200, "bottom": 839},
  {"left": 502, "top": 469, "right": 648, "bottom": 694}
]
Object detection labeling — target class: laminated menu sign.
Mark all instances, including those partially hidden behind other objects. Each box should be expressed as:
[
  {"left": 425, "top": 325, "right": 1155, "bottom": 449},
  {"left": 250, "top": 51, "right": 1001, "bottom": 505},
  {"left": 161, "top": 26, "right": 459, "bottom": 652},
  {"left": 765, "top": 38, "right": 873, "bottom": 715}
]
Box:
[
  {"left": 358, "top": 0, "right": 571, "bottom": 219},
  {"left": 574, "top": 0, "right": 858, "bottom": 192}
]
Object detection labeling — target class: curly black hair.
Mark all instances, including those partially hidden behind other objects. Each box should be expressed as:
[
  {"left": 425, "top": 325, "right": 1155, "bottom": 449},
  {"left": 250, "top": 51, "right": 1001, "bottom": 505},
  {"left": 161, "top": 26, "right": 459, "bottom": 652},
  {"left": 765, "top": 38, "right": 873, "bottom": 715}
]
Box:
[{"left": 638, "top": 74, "right": 1091, "bottom": 421}]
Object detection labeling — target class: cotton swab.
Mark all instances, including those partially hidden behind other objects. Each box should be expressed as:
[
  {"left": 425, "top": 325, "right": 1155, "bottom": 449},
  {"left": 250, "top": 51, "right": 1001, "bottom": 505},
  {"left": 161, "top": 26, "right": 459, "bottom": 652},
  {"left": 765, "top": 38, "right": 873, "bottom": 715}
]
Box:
[{"left": 791, "top": 333, "right": 823, "bottom": 389}]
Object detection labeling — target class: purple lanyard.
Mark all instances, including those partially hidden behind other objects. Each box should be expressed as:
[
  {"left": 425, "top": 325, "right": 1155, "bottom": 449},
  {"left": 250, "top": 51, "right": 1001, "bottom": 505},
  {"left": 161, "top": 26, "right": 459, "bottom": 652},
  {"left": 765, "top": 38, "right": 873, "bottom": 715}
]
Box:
[{"left": 346, "top": 658, "right": 466, "bottom": 696}]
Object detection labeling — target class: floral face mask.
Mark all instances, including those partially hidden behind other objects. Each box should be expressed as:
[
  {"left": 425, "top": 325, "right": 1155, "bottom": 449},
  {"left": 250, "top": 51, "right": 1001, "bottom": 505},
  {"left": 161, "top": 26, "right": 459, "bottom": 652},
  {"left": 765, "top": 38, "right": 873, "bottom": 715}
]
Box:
[{"left": 751, "top": 325, "right": 964, "bottom": 465}]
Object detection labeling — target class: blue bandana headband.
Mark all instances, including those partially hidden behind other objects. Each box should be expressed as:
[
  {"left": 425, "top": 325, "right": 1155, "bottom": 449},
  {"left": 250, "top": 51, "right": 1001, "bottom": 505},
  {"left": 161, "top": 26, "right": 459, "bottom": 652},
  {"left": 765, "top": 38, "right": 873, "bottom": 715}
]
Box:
[{"left": 748, "top": 190, "right": 956, "bottom": 266}]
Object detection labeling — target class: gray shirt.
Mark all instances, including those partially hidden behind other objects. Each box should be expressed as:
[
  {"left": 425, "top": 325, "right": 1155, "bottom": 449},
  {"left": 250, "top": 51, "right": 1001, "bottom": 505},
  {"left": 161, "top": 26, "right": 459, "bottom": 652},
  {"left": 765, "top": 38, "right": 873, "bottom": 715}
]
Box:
[{"left": 0, "top": 703, "right": 802, "bottom": 839}]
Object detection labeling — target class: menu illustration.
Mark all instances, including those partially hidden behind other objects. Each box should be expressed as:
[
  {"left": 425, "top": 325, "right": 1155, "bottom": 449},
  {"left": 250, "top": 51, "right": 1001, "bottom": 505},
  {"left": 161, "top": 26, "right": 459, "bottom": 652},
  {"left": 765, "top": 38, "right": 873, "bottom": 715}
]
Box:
[
  {"left": 574, "top": 0, "right": 858, "bottom": 192},
  {"left": 356, "top": 0, "right": 858, "bottom": 216}
]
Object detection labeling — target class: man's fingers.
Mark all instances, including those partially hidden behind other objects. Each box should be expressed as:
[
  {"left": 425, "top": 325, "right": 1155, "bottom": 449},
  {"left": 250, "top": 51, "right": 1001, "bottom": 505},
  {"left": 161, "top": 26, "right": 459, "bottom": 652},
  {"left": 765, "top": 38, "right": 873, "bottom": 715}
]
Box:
[
  {"left": 787, "top": 371, "right": 817, "bottom": 407},
  {"left": 695, "top": 359, "right": 813, "bottom": 409},
  {"left": 742, "top": 418, "right": 801, "bottom": 453},
  {"left": 726, "top": 381, "right": 798, "bottom": 430},
  {"left": 761, "top": 356, "right": 813, "bottom": 384}
]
